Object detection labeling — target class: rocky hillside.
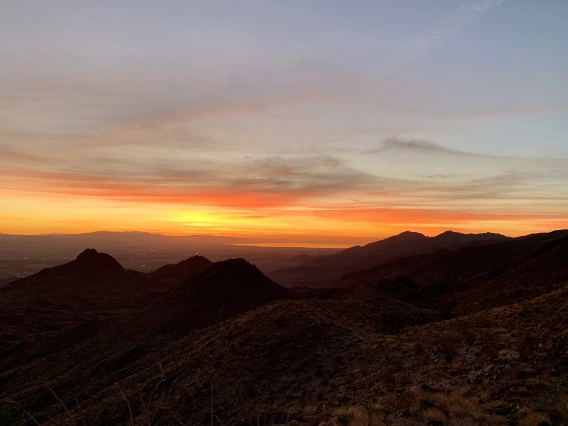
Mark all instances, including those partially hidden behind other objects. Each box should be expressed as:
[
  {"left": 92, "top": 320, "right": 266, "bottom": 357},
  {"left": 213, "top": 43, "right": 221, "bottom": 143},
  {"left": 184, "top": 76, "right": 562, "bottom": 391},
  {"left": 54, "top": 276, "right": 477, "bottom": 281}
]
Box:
[
  {"left": 1, "top": 230, "right": 567, "bottom": 425},
  {"left": 14, "top": 277, "right": 566, "bottom": 425}
]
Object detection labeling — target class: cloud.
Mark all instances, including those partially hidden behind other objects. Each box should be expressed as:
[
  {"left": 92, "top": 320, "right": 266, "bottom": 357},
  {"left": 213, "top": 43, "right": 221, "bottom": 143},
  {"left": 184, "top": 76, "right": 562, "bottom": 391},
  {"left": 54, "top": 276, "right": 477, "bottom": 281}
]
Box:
[
  {"left": 2, "top": 149, "right": 564, "bottom": 216},
  {"left": 374, "top": 0, "right": 505, "bottom": 74},
  {"left": 419, "top": 170, "right": 535, "bottom": 200},
  {"left": 368, "top": 138, "right": 568, "bottom": 173},
  {"left": 122, "top": 91, "right": 331, "bottom": 130},
  {"left": 0, "top": 154, "right": 396, "bottom": 209},
  {"left": 369, "top": 138, "right": 488, "bottom": 158},
  {"left": 307, "top": 206, "right": 567, "bottom": 226}
]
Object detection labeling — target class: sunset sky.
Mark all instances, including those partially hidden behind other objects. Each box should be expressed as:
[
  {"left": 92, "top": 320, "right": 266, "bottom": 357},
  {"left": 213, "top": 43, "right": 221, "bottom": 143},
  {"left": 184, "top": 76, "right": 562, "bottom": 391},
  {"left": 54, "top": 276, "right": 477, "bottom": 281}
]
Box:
[{"left": 1, "top": 0, "right": 567, "bottom": 245}]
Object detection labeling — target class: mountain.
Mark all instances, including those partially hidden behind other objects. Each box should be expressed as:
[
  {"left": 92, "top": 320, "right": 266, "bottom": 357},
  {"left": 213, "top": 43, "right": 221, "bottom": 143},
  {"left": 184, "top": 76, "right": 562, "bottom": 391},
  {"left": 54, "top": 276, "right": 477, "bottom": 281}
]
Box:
[
  {"left": 0, "top": 249, "right": 172, "bottom": 310},
  {"left": 55, "top": 247, "right": 124, "bottom": 272},
  {"left": 0, "top": 249, "right": 180, "bottom": 351},
  {"left": 307, "top": 231, "right": 507, "bottom": 268},
  {"left": 341, "top": 230, "right": 567, "bottom": 289},
  {"left": 150, "top": 255, "right": 213, "bottom": 281},
  {"left": 0, "top": 277, "right": 14, "bottom": 288},
  {"left": 2, "top": 231, "right": 568, "bottom": 425},
  {"left": 338, "top": 230, "right": 568, "bottom": 318},
  {"left": 440, "top": 233, "right": 568, "bottom": 316},
  {"left": 0, "top": 231, "right": 238, "bottom": 250},
  {"left": 269, "top": 230, "right": 508, "bottom": 287},
  {"left": 135, "top": 258, "right": 294, "bottom": 337},
  {"left": 14, "top": 269, "right": 568, "bottom": 425},
  {"left": 0, "top": 258, "right": 296, "bottom": 424}
]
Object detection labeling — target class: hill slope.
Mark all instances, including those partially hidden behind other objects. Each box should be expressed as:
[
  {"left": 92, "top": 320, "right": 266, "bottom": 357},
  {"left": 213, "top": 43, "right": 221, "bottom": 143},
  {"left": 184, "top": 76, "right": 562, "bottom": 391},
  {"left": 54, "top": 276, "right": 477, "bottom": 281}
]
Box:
[
  {"left": 150, "top": 255, "right": 213, "bottom": 282},
  {"left": 0, "top": 249, "right": 177, "bottom": 352},
  {"left": 305, "top": 231, "right": 507, "bottom": 269},
  {"left": 441, "top": 234, "right": 568, "bottom": 316},
  {"left": 270, "top": 231, "right": 507, "bottom": 287},
  {"left": 131, "top": 258, "right": 294, "bottom": 337},
  {"left": 0, "top": 258, "right": 296, "bottom": 423},
  {"left": 341, "top": 230, "right": 568, "bottom": 289},
  {"left": 26, "top": 279, "right": 568, "bottom": 425},
  {"left": 2, "top": 232, "right": 568, "bottom": 425}
]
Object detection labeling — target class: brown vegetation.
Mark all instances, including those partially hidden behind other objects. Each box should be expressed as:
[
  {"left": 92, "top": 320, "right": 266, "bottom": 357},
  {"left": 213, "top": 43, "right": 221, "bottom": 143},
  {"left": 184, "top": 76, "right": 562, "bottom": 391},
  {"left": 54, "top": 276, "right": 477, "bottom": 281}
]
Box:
[{"left": 1, "top": 230, "right": 567, "bottom": 425}]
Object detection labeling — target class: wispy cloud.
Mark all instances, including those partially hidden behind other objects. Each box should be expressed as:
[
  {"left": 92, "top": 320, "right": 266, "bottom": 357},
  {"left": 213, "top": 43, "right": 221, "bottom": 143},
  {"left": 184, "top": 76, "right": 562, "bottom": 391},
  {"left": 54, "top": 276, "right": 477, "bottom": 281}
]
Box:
[
  {"left": 368, "top": 138, "right": 488, "bottom": 158},
  {"left": 0, "top": 154, "right": 396, "bottom": 208},
  {"left": 375, "top": 0, "right": 506, "bottom": 74},
  {"left": 366, "top": 138, "right": 568, "bottom": 172}
]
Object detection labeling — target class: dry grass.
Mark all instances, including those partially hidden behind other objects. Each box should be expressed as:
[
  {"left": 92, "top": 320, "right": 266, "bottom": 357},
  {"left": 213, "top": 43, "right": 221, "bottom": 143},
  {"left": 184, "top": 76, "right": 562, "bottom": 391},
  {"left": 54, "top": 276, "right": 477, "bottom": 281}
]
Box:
[
  {"left": 555, "top": 394, "right": 568, "bottom": 423},
  {"left": 423, "top": 407, "right": 447, "bottom": 424},
  {"left": 518, "top": 411, "right": 551, "bottom": 426},
  {"left": 412, "top": 387, "right": 508, "bottom": 425},
  {"left": 329, "top": 406, "right": 386, "bottom": 426}
]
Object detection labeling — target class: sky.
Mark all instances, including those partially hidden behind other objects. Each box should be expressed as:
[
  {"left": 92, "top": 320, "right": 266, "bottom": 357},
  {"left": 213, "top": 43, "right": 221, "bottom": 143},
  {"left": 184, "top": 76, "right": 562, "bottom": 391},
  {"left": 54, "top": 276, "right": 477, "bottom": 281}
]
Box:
[{"left": 1, "top": 0, "right": 567, "bottom": 246}]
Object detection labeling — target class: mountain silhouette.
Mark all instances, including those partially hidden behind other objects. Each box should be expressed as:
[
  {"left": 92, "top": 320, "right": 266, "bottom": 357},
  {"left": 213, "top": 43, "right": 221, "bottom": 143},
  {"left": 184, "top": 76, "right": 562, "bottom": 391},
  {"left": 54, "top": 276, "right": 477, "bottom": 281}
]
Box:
[
  {"left": 0, "top": 248, "right": 172, "bottom": 308},
  {"left": 270, "top": 230, "right": 508, "bottom": 287},
  {"left": 441, "top": 232, "right": 568, "bottom": 315},
  {"left": 61, "top": 248, "right": 124, "bottom": 272},
  {"left": 150, "top": 255, "right": 213, "bottom": 281},
  {"left": 135, "top": 258, "right": 294, "bottom": 337},
  {"left": 305, "top": 230, "right": 507, "bottom": 269},
  {"left": 0, "top": 249, "right": 180, "bottom": 349},
  {"left": 340, "top": 231, "right": 563, "bottom": 289}
]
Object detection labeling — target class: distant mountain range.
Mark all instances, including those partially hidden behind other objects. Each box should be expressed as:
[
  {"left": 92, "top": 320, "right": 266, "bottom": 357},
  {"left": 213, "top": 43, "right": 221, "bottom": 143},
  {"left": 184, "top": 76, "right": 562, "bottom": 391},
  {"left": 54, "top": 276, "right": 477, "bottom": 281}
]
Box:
[{"left": 0, "top": 231, "right": 239, "bottom": 250}]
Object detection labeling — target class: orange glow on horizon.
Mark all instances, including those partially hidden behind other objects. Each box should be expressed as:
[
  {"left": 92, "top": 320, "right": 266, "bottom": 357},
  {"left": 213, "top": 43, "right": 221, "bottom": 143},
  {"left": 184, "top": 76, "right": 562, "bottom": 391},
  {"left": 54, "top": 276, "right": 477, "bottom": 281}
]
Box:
[{"left": 1, "top": 190, "right": 566, "bottom": 247}]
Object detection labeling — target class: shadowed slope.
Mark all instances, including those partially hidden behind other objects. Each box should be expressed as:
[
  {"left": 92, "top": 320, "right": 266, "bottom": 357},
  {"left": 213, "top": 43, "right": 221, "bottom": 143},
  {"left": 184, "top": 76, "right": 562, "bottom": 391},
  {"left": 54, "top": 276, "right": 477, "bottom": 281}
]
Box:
[
  {"left": 150, "top": 255, "right": 213, "bottom": 282},
  {"left": 0, "top": 249, "right": 177, "bottom": 351},
  {"left": 0, "top": 258, "right": 296, "bottom": 423},
  {"left": 0, "top": 249, "right": 171, "bottom": 309},
  {"left": 41, "top": 281, "right": 568, "bottom": 425},
  {"left": 304, "top": 231, "right": 507, "bottom": 270},
  {"left": 346, "top": 232, "right": 565, "bottom": 288},
  {"left": 270, "top": 231, "right": 508, "bottom": 287},
  {"left": 443, "top": 235, "right": 568, "bottom": 316},
  {"left": 2, "top": 232, "right": 568, "bottom": 425},
  {"left": 137, "top": 258, "right": 294, "bottom": 337}
]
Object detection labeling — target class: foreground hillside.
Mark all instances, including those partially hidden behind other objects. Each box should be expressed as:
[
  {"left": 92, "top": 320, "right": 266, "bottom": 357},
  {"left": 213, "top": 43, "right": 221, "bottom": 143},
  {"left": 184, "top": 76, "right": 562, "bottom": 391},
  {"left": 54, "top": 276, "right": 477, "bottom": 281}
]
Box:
[
  {"left": 65, "top": 282, "right": 568, "bottom": 425},
  {"left": 0, "top": 229, "right": 567, "bottom": 425}
]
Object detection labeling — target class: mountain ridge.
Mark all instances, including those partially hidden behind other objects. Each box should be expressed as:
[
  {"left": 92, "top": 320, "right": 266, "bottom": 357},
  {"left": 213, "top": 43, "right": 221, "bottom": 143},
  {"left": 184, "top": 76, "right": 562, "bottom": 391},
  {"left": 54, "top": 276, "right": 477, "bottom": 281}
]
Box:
[{"left": 269, "top": 230, "right": 509, "bottom": 287}]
